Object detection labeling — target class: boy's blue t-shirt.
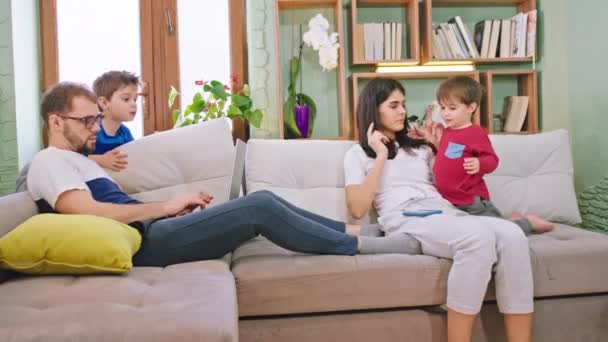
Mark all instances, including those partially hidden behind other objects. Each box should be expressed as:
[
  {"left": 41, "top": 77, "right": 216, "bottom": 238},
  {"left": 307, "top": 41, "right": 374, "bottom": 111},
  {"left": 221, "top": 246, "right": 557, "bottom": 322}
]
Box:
[{"left": 94, "top": 123, "right": 134, "bottom": 154}]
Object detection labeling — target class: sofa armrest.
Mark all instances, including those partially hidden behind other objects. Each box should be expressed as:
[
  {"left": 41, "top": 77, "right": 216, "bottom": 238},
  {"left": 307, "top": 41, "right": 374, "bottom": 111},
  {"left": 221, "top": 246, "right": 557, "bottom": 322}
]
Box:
[{"left": 0, "top": 191, "right": 38, "bottom": 238}]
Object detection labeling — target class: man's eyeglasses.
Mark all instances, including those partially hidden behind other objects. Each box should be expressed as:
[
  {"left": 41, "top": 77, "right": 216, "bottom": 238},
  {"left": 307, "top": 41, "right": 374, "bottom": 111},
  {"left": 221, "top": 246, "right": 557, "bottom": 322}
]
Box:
[{"left": 60, "top": 113, "right": 104, "bottom": 129}]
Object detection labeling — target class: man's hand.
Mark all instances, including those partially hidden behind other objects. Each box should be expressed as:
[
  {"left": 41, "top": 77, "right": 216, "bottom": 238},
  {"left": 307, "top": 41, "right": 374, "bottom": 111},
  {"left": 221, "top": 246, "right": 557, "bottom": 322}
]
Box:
[
  {"left": 463, "top": 158, "right": 480, "bottom": 174},
  {"left": 367, "top": 123, "right": 389, "bottom": 159},
  {"left": 97, "top": 150, "right": 128, "bottom": 171},
  {"left": 163, "top": 192, "right": 214, "bottom": 217}
]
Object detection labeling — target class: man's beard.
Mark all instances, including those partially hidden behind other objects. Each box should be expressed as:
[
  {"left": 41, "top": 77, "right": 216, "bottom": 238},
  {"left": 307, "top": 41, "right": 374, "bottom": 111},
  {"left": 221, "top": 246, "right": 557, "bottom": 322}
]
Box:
[{"left": 63, "top": 126, "right": 95, "bottom": 155}]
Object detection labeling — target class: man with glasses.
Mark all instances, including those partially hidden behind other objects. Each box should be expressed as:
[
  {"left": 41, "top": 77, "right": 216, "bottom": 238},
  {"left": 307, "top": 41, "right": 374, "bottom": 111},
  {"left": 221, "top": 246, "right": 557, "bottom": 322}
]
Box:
[{"left": 26, "top": 82, "right": 419, "bottom": 268}]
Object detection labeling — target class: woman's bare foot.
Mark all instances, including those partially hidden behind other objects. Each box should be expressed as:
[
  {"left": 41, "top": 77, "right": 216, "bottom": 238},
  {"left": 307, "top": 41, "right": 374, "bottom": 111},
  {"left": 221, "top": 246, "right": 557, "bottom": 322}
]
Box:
[{"left": 524, "top": 214, "right": 554, "bottom": 233}]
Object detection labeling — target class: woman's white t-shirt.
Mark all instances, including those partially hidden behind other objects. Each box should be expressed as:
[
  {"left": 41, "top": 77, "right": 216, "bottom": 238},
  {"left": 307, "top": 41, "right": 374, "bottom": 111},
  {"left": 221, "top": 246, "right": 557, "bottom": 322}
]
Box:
[{"left": 343, "top": 144, "right": 455, "bottom": 219}]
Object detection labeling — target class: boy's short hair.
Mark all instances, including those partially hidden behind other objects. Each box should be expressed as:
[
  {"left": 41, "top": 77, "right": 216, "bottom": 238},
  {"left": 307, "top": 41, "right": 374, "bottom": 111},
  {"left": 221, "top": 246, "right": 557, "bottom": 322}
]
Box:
[
  {"left": 41, "top": 82, "right": 97, "bottom": 123},
  {"left": 92, "top": 71, "right": 140, "bottom": 100},
  {"left": 436, "top": 76, "right": 484, "bottom": 106}
]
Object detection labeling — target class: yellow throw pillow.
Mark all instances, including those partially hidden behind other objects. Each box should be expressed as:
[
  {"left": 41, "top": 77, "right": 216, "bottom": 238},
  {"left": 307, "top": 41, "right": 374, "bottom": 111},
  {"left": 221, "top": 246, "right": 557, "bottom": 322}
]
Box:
[{"left": 0, "top": 214, "right": 142, "bottom": 275}]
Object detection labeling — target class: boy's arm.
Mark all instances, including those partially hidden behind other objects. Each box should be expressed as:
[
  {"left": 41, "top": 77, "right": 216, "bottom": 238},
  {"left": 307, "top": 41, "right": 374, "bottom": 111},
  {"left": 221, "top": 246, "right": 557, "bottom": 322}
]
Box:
[
  {"left": 89, "top": 151, "right": 128, "bottom": 171},
  {"left": 475, "top": 131, "right": 499, "bottom": 174}
]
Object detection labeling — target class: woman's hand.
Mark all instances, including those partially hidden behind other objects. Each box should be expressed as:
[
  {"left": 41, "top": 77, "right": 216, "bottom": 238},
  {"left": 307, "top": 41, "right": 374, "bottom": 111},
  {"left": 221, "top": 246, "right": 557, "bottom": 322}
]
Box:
[
  {"left": 367, "top": 123, "right": 389, "bottom": 158},
  {"left": 408, "top": 108, "right": 443, "bottom": 147}
]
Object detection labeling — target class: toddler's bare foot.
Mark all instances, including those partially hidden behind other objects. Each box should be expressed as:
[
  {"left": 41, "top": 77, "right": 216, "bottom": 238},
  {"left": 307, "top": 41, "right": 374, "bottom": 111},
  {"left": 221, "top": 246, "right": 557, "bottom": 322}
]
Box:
[
  {"left": 525, "top": 214, "right": 554, "bottom": 233},
  {"left": 510, "top": 211, "right": 524, "bottom": 220}
]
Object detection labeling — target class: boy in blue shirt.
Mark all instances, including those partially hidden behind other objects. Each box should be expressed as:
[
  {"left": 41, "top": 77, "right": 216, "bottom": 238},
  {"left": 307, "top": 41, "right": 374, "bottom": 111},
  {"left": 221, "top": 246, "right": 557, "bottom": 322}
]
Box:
[{"left": 89, "top": 71, "right": 139, "bottom": 171}]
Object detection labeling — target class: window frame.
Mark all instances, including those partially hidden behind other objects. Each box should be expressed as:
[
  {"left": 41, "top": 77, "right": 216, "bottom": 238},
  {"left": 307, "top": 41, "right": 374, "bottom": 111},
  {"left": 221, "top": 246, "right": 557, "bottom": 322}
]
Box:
[{"left": 40, "top": 0, "right": 248, "bottom": 140}]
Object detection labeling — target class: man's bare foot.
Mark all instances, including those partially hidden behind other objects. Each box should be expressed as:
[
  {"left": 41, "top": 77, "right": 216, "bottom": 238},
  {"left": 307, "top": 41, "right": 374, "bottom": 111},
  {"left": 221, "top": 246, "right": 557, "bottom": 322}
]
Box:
[{"left": 525, "top": 214, "right": 554, "bottom": 233}]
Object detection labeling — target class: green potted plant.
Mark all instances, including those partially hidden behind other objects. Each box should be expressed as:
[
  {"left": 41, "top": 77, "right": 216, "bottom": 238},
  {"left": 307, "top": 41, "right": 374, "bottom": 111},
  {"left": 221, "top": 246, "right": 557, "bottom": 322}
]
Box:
[
  {"left": 169, "top": 75, "right": 263, "bottom": 129},
  {"left": 283, "top": 14, "right": 339, "bottom": 139}
]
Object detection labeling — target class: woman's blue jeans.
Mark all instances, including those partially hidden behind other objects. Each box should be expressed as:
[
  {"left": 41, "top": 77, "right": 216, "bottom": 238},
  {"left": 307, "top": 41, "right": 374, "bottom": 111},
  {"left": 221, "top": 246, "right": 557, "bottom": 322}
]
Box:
[{"left": 133, "top": 190, "right": 358, "bottom": 266}]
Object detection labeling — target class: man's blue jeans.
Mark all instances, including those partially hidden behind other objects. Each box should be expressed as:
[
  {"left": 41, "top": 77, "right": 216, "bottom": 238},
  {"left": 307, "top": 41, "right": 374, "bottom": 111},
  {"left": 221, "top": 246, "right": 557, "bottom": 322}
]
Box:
[{"left": 133, "top": 190, "right": 358, "bottom": 266}]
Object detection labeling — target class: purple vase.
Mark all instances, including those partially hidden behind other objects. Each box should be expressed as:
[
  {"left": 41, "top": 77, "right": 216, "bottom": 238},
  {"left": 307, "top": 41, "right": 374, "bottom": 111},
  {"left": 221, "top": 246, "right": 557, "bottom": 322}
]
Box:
[{"left": 295, "top": 104, "right": 310, "bottom": 138}]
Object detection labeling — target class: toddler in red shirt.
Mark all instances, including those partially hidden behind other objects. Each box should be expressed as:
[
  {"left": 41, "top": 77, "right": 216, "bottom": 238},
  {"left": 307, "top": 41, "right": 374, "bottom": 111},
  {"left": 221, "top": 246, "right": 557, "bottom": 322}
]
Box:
[{"left": 419, "top": 76, "right": 553, "bottom": 235}]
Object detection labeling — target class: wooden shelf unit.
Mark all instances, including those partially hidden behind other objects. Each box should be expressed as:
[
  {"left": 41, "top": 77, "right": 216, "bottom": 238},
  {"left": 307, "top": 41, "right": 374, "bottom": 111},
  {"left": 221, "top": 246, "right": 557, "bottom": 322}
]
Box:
[
  {"left": 480, "top": 69, "right": 538, "bottom": 134},
  {"left": 420, "top": 0, "right": 536, "bottom": 65},
  {"left": 350, "top": 0, "right": 420, "bottom": 66},
  {"left": 350, "top": 71, "right": 480, "bottom": 138},
  {"left": 274, "top": 0, "right": 349, "bottom": 139}
]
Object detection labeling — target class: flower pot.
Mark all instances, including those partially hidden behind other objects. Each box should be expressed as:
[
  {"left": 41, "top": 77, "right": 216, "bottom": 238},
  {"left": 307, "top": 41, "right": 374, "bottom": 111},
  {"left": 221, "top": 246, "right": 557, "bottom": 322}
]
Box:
[{"left": 295, "top": 104, "right": 311, "bottom": 138}]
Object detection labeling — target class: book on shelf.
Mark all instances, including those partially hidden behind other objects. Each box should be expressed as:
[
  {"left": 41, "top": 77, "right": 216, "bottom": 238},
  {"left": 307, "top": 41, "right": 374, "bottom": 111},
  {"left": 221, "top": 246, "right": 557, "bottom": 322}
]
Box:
[
  {"left": 474, "top": 20, "right": 492, "bottom": 58},
  {"left": 384, "top": 22, "right": 392, "bottom": 60},
  {"left": 363, "top": 23, "right": 374, "bottom": 60},
  {"left": 439, "top": 23, "right": 462, "bottom": 59},
  {"left": 488, "top": 19, "right": 501, "bottom": 58},
  {"left": 502, "top": 96, "right": 529, "bottom": 132},
  {"left": 430, "top": 9, "right": 536, "bottom": 60},
  {"left": 526, "top": 9, "right": 537, "bottom": 57},
  {"left": 361, "top": 22, "right": 405, "bottom": 62},
  {"left": 396, "top": 23, "right": 403, "bottom": 59},
  {"left": 510, "top": 12, "right": 526, "bottom": 57},
  {"left": 374, "top": 23, "right": 384, "bottom": 60},
  {"left": 499, "top": 19, "right": 512, "bottom": 58},
  {"left": 355, "top": 24, "right": 365, "bottom": 61},
  {"left": 449, "top": 16, "right": 479, "bottom": 58}
]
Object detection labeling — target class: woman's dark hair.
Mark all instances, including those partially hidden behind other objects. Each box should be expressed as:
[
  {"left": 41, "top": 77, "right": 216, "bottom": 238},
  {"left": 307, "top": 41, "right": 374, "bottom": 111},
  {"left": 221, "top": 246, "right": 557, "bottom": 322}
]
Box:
[{"left": 356, "top": 77, "right": 435, "bottom": 159}]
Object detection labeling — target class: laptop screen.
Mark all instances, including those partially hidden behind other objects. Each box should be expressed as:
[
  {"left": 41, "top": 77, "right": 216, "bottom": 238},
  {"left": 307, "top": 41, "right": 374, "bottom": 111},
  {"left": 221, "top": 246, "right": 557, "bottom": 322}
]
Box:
[{"left": 228, "top": 140, "right": 247, "bottom": 200}]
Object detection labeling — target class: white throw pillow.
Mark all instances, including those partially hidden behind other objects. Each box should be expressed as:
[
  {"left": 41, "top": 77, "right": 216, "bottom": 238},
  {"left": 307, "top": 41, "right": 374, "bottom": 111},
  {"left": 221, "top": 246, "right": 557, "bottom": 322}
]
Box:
[
  {"left": 486, "top": 129, "right": 582, "bottom": 225},
  {"left": 107, "top": 119, "right": 235, "bottom": 203}
]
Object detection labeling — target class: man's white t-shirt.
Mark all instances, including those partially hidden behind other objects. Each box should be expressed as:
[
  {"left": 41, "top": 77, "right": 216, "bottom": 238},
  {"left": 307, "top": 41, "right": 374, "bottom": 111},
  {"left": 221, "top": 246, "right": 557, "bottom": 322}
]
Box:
[
  {"left": 343, "top": 144, "right": 451, "bottom": 218},
  {"left": 27, "top": 147, "right": 139, "bottom": 212}
]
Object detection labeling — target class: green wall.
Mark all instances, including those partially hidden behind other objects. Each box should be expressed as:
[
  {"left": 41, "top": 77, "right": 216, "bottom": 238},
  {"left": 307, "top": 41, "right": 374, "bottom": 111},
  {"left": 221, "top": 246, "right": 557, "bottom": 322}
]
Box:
[
  {"left": 0, "top": 0, "right": 18, "bottom": 195},
  {"left": 563, "top": 0, "right": 608, "bottom": 191},
  {"left": 0, "top": 0, "right": 42, "bottom": 196}
]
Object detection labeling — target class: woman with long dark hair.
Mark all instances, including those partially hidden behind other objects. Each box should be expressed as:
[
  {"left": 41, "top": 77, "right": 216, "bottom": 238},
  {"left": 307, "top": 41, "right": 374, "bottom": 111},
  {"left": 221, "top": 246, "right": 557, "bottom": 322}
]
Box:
[{"left": 344, "top": 78, "right": 533, "bottom": 342}]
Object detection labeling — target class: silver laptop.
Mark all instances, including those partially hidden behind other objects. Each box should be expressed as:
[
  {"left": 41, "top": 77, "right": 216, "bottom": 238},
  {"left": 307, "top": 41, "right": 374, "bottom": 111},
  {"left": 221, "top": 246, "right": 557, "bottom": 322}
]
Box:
[{"left": 228, "top": 139, "right": 247, "bottom": 200}]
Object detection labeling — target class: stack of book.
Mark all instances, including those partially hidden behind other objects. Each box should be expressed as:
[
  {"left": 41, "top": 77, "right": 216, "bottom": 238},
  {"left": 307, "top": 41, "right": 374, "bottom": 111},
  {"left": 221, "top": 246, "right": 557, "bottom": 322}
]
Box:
[
  {"left": 431, "top": 10, "right": 537, "bottom": 59},
  {"left": 355, "top": 22, "right": 404, "bottom": 62}
]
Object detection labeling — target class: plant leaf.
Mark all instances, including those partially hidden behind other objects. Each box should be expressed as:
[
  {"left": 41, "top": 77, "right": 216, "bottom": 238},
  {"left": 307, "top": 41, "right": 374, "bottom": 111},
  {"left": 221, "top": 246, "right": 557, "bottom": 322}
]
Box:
[
  {"left": 287, "top": 57, "right": 300, "bottom": 98},
  {"left": 232, "top": 95, "right": 251, "bottom": 107},
  {"left": 249, "top": 109, "right": 263, "bottom": 128},
  {"left": 282, "top": 97, "right": 301, "bottom": 139},
  {"left": 172, "top": 109, "right": 181, "bottom": 124},
  {"left": 228, "top": 104, "right": 243, "bottom": 115},
  {"left": 168, "top": 86, "right": 179, "bottom": 107},
  {"left": 189, "top": 99, "right": 206, "bottom": 114}
]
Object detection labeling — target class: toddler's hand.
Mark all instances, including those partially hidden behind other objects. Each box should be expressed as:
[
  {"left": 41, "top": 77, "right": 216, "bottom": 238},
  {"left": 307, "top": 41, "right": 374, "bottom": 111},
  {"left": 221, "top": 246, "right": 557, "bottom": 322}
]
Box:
[
  {"left": 463, "top": 157, "right": 480, "bottom": 174},
  {"left": 100, "top": 150, "right": 129, "bottom": 171}
]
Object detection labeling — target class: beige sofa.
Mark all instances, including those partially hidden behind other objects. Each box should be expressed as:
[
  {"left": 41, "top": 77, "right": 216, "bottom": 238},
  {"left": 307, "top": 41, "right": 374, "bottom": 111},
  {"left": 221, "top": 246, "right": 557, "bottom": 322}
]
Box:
[{"left": 1, "top": 119, "right": 607, "bottom": 342}]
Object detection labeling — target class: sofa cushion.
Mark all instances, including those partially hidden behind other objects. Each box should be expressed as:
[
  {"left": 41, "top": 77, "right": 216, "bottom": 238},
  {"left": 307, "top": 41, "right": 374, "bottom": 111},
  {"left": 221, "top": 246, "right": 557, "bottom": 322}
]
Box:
[
  {"left": 232, "top": 236, "right": 451, "bottom": 317},
  {"left": 0, "top": 260, "right": 237, "bottom": 342},
  {"left": 487, "top": 129, "right": 582, "bottom": 224},
  {"left": 0, "top": 214, "right": 141, "bottom": 275},
  {"left": 232, "top": 225, "right": 608, "bottom": 316},
  {"left": 0, "top": 191, "right": 38, "bottom": 239},
  {"left": 246, "top": 139, "right": 371, "bottom": 223},
  {"left": 108, "top": 118, "right": 236, "bottom": 205},
  {"left": 527, "top": 223, "right": 608, "bottom": 297}
]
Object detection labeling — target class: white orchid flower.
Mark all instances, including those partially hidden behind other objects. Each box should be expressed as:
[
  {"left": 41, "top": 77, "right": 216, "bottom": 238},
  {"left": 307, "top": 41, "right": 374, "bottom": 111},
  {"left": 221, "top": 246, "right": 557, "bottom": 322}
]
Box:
[
  {"left": 319, "top": 43, "right": 339, "bottom": 71},
  {"left": 303, "top": 27, "right": 328, "bottom": 50},
  {"left": 328, "top": 32, "right": 338, "bottom": 45},
  {"left": 301, "top": 14, "right": 340, "bottom": 71},
  {"left": 308, "top": 14, "right": 329, "bottom": 31}
]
